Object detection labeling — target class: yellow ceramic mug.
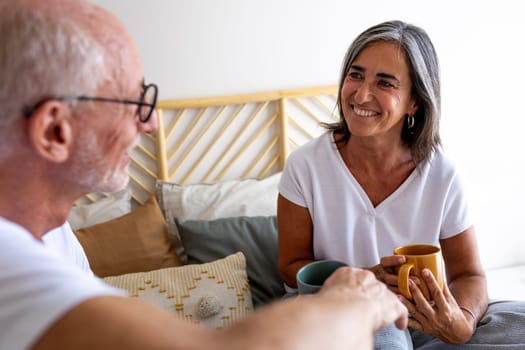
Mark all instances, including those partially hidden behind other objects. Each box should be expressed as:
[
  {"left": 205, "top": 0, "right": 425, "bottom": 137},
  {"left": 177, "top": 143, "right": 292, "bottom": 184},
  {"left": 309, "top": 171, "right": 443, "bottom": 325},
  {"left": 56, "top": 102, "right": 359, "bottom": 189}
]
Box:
[{"left": 394, "top": 244, "right": 445, "bottom": 300}]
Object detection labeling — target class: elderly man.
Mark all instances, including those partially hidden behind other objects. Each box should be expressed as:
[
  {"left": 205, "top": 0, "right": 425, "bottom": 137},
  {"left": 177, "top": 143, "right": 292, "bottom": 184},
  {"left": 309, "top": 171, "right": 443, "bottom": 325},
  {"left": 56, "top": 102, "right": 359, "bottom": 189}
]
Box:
[{"left": 0, "top": 0, "right": 407, "bottom": 349}]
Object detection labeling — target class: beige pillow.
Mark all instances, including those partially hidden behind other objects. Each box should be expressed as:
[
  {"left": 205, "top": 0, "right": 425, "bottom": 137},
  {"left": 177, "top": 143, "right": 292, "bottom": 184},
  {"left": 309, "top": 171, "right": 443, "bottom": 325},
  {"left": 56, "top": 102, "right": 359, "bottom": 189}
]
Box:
[
  {"left": 103, "top": 252, "right": 253, "bottom": 329},
  {"left": 74, "top": 196, "right": 182, "bottom": 277},
  {"left": 156, "top": 172, "right": 281, "bottom": 261},
  {"left": 68, "top": 188, "right": 132, "bottom": 230}
]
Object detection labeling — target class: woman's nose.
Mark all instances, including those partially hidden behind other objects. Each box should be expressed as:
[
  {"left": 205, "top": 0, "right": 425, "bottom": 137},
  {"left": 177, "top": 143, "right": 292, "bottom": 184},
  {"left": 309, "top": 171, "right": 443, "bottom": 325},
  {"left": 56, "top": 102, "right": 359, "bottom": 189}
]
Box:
[{"left": 353, "top": 82, "right": 373, "bottom": 103}]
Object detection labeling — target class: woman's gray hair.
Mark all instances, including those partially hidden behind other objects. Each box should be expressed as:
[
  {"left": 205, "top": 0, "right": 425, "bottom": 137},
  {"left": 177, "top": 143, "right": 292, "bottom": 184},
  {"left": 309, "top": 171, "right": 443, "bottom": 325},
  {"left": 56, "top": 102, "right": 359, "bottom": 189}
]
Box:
[
  {"left": 326, "top": 20, "right": 441, "bottom": 165},
  {"left": 0, "top": 1, "right": 109, "bottom": 154}
]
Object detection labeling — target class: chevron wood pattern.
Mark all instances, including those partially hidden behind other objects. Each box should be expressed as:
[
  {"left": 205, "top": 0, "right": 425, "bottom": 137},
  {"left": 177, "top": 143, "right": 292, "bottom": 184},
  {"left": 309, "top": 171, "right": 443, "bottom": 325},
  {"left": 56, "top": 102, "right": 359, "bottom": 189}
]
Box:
[{"left": 81, "top": 85, "right": 338, "bottom": 205}]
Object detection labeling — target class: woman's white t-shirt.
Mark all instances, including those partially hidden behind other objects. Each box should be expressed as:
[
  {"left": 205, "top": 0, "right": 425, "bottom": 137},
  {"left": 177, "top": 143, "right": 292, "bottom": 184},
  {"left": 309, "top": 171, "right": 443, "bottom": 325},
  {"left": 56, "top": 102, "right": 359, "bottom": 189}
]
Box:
[{"left": 279, "top": 132, "right": 472, "bottom": 268}]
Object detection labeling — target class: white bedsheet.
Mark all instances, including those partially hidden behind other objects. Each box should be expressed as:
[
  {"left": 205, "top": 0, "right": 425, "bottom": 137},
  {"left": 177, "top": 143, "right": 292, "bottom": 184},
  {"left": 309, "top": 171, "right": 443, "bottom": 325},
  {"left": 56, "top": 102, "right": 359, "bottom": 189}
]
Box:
[{"left": 486, "top": 265, "right": 525, "bottom": 301}]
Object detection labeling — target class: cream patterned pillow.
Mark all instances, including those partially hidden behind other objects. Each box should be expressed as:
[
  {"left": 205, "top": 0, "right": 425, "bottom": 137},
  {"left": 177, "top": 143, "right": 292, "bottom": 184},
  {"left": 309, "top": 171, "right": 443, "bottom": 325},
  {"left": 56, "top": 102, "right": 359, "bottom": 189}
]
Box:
[{"left": 103, "top": 252, "right": 253, "bottom": 329}]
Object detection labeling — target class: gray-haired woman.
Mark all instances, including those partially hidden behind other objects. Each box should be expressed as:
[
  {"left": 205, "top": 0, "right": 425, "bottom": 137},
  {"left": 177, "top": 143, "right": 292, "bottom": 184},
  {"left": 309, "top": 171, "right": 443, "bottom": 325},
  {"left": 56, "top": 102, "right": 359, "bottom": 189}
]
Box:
[{"left": 278, "top": 20, "right": 525, "bottom": 349}]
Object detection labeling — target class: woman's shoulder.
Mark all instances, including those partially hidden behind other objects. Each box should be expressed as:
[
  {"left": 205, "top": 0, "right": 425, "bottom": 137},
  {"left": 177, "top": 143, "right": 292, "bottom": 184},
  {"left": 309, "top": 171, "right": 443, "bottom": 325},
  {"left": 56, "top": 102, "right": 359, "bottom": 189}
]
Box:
[
  {"left": 287, "top": 131, "right": 333, "bottom": 160},
  {"left": 423, "top": 149, "right": 463, "bottom": 180}
]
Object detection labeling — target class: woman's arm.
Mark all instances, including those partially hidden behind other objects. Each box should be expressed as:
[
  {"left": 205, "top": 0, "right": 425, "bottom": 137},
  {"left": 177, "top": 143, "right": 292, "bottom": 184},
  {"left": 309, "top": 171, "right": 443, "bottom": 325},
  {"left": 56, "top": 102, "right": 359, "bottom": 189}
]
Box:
[
  {"left": 277, "top": 194, "right": 315, "bottom": 287},
  {"left": 441, "top": 225, "right": 489, "bottom": 331}
]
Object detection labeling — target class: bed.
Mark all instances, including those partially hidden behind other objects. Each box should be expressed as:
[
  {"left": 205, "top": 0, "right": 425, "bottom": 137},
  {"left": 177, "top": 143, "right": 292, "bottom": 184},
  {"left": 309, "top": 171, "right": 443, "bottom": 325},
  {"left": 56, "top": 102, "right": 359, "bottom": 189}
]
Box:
[
  {"left": 67, "top": 84, "right": 525, "bottom": 330},
  {"left": 68, "top": 85, "right": 339, "bottom": 328}
]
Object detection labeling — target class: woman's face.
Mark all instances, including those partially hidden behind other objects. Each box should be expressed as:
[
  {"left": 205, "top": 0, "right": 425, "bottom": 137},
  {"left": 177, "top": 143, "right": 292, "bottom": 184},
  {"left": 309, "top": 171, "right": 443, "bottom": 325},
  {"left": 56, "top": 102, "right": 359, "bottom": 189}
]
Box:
[{"left": 340, "top": 41, "right": 418, "bottom": 142}]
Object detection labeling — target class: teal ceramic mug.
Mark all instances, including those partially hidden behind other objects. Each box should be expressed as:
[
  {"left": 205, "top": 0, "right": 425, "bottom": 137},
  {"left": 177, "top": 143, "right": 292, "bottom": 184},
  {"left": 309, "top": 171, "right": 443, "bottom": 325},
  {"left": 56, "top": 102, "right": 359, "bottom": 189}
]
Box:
[{"left": 296, "top": 260, "right": 347, "bottom": 294}]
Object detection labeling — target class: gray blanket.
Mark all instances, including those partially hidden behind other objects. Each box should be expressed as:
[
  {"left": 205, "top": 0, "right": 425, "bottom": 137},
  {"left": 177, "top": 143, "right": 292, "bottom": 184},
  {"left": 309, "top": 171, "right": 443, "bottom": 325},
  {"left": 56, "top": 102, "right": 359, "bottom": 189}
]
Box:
[{"left": 375, "top": 301, "right": 525, "bottom": 350}]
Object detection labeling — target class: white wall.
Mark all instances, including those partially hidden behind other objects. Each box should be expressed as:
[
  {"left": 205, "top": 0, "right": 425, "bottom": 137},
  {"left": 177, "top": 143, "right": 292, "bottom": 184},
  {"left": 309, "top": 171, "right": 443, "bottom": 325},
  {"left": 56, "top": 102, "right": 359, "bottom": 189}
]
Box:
[{"left": 90, "top": 0, "right": 525, "bottom": 270}]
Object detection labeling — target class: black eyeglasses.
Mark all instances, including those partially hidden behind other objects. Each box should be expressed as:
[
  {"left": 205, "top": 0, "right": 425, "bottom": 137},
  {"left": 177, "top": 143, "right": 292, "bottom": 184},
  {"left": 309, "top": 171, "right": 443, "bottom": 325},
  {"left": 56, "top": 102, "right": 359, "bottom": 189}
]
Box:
[{"left": 23, "top": 82, "right": 158, "bottom": 123}]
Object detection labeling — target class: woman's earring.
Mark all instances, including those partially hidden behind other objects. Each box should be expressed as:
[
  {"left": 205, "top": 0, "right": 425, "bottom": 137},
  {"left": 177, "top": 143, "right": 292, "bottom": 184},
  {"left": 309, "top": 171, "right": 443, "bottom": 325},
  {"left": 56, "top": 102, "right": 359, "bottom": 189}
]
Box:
[{"left": 407, "top": 114, "right": 415, "bottom": 129}]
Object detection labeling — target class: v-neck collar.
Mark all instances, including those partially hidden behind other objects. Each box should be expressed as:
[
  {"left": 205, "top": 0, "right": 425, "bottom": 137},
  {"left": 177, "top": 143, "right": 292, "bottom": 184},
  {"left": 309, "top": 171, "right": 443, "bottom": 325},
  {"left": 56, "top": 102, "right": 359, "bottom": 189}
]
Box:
[{"left": 329, "top": 132, "right": 420, "bottom": 213}]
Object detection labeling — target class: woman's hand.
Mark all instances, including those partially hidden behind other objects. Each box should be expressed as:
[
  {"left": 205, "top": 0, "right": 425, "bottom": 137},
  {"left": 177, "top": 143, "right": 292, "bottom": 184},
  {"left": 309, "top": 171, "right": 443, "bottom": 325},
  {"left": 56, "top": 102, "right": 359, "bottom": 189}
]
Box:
[
  {"left": 368, "top": 254, "right": 406, "bottom": 294},
  {"left": 399, "top": 268, "right": 475, "bottom": 344}
]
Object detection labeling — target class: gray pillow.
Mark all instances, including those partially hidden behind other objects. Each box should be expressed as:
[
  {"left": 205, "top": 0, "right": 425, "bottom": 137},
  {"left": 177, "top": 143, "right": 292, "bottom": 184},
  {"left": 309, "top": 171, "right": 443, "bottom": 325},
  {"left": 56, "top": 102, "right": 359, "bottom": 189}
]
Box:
[{"left": 176, "top": 216, "right": 285, "bottom": 307}]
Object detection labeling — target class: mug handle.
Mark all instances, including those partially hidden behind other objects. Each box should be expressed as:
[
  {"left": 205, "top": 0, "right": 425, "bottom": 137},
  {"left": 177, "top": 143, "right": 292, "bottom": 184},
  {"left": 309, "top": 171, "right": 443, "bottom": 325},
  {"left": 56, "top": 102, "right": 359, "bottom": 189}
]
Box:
[{"left": 398, "top": 262, "right": 413, "bottom": 300}]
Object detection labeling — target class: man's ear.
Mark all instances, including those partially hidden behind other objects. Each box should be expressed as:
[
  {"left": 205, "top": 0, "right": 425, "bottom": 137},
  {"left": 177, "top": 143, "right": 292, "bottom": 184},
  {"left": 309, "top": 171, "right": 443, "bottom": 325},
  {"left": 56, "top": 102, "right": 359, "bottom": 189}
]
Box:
[{"left": 27, "top": 101, "right": 73, "bottom": 163}]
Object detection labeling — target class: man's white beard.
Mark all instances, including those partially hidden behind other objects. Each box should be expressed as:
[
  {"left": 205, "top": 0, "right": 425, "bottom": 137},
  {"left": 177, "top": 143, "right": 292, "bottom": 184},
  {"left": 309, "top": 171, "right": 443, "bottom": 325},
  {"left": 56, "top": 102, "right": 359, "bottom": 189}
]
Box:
[{"left": 69, "top": 128, "right": 131, "bottom": 194}]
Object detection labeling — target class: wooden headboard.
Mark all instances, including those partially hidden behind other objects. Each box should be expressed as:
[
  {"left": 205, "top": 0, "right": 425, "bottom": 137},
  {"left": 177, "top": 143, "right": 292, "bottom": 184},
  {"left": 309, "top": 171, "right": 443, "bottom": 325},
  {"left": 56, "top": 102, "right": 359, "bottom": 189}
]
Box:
[{"left": 84, "top": 85, "right": 338, "bottom": 205}]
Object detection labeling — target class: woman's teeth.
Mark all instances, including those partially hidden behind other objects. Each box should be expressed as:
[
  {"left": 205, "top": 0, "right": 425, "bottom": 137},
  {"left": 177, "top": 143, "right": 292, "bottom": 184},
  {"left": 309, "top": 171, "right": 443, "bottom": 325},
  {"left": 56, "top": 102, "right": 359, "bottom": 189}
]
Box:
[{"left": 353, "top": 106, "right": 377, "bottom": 117}]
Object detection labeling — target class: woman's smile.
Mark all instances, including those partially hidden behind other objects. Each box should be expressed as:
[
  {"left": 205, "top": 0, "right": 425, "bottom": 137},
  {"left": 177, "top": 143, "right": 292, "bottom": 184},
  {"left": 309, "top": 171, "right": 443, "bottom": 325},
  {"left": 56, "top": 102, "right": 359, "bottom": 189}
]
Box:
[{"left": 352, "top": 105, "right": 379, "bottom": 118}]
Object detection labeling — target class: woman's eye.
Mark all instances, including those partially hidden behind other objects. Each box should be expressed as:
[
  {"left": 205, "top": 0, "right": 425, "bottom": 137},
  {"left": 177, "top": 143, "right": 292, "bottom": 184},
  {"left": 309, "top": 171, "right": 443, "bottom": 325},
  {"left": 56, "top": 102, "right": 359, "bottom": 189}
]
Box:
[
  {"left": 347, "top": 72, "right": 362, "bottom": 80},
  {"left": 378, "top": 80, "right": 396, "bottom": 88}
]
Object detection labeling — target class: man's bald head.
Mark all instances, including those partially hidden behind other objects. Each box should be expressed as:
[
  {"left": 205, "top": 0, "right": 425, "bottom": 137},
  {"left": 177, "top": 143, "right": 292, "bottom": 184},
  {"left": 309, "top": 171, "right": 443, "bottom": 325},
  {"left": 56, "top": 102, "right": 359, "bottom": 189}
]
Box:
[{"left": 0, "top": 0, "right": 141, "bottom": 157}]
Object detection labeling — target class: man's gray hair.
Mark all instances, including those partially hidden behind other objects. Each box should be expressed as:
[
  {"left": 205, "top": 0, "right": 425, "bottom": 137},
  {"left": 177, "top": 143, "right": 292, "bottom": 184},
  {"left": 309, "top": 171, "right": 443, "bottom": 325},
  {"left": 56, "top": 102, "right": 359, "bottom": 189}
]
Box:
[{"left": 0, "top": 1, "right": 109, "bottom": 153}]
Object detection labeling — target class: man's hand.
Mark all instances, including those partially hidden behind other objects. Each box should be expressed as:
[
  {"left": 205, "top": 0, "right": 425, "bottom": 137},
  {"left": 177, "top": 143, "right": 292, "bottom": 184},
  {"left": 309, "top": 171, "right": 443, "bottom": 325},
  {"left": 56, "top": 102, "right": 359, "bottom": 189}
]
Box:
[{"left": 321, "top": 266, "right": 409, "bottom": 331}]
